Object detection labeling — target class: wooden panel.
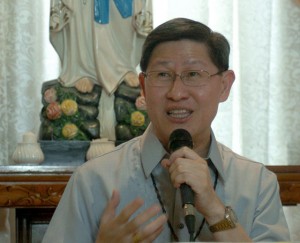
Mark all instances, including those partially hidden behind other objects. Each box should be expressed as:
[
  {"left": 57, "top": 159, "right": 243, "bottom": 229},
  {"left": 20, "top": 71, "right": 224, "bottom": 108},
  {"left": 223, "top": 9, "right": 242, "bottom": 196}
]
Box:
[
  {"left": 16, "top": 208, "right": 55, "bottom": 243},
  {"left": 0, "top": 164, "right": 299, "bottom": 242},
  {"left": 0, "top": 165, "right": 299, "bottom": 207},
  {"left": 267, "top": 166, "right": 300, "bottom": 205},
  {"left": 0, "top": 184, "right": 66, "bottom": 207},
  {"left": 0, "top": 166, "right": 74, "bottom": 208}
]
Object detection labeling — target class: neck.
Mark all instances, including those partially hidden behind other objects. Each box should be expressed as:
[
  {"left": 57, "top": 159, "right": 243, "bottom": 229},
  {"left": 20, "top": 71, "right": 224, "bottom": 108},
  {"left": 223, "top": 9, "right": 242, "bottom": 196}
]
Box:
[{"left": 193, "top": 134, "right": 211, "bottom": 158}]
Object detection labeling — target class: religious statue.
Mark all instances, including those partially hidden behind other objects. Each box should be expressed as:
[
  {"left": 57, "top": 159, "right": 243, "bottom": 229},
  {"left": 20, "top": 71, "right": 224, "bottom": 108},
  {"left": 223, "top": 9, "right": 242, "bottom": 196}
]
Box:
[{"left": 39, "top": 0, "right": 152, "bottom": 143}]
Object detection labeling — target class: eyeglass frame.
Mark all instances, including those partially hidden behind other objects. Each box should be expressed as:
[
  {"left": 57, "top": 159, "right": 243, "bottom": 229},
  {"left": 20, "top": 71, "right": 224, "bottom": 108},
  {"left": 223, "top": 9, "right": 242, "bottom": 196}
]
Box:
[{"left": 141, "top": 69, "right": 226, "bottom": 87}]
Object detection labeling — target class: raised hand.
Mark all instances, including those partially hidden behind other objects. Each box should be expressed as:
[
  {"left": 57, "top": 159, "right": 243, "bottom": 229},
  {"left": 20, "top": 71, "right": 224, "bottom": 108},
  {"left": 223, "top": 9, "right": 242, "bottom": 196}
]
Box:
[{"left": 96, "top": 190, "right": 167, "bottom": 243}]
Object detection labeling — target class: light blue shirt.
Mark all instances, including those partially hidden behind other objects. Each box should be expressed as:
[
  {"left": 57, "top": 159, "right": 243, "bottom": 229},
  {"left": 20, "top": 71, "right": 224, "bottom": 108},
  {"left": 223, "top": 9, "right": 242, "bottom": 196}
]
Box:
[{"left": 43, "top": 124, "right": 290, "bottom": 242}]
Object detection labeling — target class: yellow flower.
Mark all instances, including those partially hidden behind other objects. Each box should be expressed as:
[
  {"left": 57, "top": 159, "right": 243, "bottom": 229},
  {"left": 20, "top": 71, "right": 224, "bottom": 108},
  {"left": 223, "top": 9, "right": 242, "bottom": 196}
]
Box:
[
  {"left": 62, "top": 123, "right": 78, "bottom": 139},
  {"left": 61, "top": 99, "right": 78, "bottom": 116},
  {"left": 131, "top": 111, "right": 145, "bottom": 127}
]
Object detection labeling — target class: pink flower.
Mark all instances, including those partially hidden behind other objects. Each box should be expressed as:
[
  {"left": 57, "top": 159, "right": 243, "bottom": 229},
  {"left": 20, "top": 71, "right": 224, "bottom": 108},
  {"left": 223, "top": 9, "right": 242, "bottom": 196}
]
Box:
[
  {"left": 44, "top": 88, "right": 57, "bottom": 103},
  {"left": 135, "top": 96, "right": 147, "bottom": 110},
  {"left": 46, "top": 102, "right": 62, "bottom": 120}
]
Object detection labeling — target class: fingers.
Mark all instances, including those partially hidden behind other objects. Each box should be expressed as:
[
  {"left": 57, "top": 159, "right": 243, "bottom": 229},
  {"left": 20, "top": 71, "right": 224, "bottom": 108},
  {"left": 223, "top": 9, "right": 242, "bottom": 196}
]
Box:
[
  {"left": 161, "top": 146, "right": 201, "bottom": 168},
  {"left": 116, "top": 197, "right": 144, "bottom": 224},
  {"left": 161, "top": 158, "right": 171, "bottom": 168},
  {"left": 120, "top": 203, "right": 166, "bottom": 243},
  {"left": 100, "top": 190, "right": 120, "bottom": 224},
  {"left": 125, "top": 204, "right": 163, "bottom": 234},
  {"left": 135, "top": 213, "right": 167, "bottom": 242},
  {"left": 161, "top": 147, "right": 199, "bottom": 169},
  {"left": 101, "top": 191, "right": 144, "bottom": 226},
  {"left": 169, "top": 146, "right": 200, "bottom": 161},
  {"left": 161, "top": 147, "right": 209, "bottom": 189},
  {"left": 98, "top": 191, "right": 167, "bottom": 243}
]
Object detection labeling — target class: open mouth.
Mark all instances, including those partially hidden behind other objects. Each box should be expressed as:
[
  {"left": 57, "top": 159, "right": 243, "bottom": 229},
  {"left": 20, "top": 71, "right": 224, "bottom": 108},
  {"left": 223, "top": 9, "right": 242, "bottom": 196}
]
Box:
[{"left": 167, "top": 109, "right": 192, "bottom": 119}]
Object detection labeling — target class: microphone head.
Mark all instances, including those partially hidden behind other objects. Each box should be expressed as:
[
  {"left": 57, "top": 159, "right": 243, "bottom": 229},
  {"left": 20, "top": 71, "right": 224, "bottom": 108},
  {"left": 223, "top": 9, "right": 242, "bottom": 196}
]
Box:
[{"left": 168, "top": 129, "right": 193, "bottom": 152}]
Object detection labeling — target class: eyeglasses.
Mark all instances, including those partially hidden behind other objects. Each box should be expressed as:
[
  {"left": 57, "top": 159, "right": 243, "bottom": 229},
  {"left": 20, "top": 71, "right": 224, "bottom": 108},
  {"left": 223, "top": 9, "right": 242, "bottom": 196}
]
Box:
[{"left": 142, "top": 70, "right": 225, "bottom": 87}]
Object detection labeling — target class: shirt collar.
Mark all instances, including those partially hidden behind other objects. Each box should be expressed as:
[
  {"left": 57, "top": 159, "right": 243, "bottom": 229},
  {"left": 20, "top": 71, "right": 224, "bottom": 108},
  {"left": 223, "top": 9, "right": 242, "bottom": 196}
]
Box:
[
  {"left": 140, "top": 124, "right": 225, "bottom": 181},
  {"left": 140, "top": 124, "right": 167, "bottom": 178},
  {"left": 206, "top": 130, "right": 225, "bottom": 182}
]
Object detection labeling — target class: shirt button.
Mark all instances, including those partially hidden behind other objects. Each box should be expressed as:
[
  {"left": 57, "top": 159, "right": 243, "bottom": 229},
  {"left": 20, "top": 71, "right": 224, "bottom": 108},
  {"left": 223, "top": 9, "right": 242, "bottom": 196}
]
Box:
[{"left": 177, "top": 223, "right": 184, "bottom": 229}]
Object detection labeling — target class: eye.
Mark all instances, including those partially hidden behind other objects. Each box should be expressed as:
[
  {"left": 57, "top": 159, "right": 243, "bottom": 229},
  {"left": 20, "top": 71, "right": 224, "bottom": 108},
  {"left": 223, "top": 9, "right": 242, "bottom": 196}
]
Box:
[
  {"left": 187, "top": 71, "right": 201, "bottom": 78},
  {"left": 156, "top": 71, "right": 172, "bottom": 79}
]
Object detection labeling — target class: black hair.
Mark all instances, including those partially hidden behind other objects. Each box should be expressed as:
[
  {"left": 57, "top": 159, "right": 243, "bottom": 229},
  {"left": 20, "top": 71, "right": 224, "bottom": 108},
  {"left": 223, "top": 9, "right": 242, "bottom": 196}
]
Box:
[{"left": 140, "top": 18, "right": 230, "bottom": 72}]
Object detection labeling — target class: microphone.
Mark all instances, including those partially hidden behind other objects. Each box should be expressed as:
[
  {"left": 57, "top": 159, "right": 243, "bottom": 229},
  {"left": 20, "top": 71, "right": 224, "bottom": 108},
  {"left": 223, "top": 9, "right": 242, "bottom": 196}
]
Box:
[{"left": 168, "top": 129, "right": 195, "bottom": 240}]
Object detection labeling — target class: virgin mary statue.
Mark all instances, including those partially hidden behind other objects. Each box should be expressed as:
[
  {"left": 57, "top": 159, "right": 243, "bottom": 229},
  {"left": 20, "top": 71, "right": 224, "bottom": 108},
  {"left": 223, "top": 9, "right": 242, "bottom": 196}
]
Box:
[{"left": 49, "top": 0, "right": 152, "bottom": 140}]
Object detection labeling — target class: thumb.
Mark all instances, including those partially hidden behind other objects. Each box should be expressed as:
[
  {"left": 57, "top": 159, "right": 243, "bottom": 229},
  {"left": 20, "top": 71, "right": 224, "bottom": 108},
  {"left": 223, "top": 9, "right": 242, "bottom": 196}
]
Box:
[
  {"left": 100, "top": 190, "right": 120, "bottom": 224},
  {"left": 161, "top": 158, "right": 171, "bottom": 168}
]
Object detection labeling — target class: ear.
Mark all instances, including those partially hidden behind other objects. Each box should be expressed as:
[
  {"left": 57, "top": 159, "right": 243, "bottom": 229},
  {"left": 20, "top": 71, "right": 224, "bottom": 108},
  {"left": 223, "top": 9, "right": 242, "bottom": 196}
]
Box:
[
  {"left": 219, "top": 70, "right": 235, "bottom": 103},
  {"left": 139, "top": 72, "right": 146, "bottom": 97}
]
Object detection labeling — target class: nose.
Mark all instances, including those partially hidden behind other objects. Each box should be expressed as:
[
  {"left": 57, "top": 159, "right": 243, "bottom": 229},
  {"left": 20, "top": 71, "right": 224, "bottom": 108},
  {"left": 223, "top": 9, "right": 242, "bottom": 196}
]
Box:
[
  {"left": 172, "top": 73, "right": 182, "bottom": 82},
  {"left": 166, "top": 74, "right": 189, "bottom": 100}
]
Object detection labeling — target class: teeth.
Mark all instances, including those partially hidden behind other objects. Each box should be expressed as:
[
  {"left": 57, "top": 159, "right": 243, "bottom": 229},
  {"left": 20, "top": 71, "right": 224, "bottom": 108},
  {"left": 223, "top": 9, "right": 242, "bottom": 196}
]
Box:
[{"left": 168, "top": 109, "right": 191, "bottom": 118}]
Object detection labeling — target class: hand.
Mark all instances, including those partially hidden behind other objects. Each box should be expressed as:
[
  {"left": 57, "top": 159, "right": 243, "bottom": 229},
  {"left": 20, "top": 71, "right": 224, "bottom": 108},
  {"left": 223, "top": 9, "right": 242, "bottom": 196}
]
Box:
[
  {"left": 96, "top": 190, "right": 167, "bottom": 243},
  {"left": 161, "top": 147, "right": 224, "bottom": 222}
]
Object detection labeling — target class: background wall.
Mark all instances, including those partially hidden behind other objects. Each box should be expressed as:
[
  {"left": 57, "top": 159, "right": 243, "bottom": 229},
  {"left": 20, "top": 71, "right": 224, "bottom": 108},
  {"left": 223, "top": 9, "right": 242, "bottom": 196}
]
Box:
[
  {"left": 1, "top": 0, "right": 300, "bottom": 166},
  {"left": 0, "top": 0, "right": 299, "bottom": 241}
]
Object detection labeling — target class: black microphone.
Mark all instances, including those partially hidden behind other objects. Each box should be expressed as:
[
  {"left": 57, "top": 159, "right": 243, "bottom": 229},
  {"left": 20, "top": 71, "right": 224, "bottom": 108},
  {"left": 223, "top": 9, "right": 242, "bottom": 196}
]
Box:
[{"left": 168, "top": 129, "right": 195, "bottom": 241}]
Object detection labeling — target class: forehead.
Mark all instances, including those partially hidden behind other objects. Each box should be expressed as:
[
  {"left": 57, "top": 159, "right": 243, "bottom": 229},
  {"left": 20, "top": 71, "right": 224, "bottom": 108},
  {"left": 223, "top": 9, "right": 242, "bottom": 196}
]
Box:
[
  {"left": 148, "top": 40, "right": 212, "bottom": 68},
  {"left": 152, "top": 39, "right": 209, "bottom": 53}
]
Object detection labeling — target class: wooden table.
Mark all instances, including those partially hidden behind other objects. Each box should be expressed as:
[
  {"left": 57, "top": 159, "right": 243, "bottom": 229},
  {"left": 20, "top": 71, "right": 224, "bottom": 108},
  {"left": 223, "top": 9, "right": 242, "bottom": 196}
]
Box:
[
  {"left": 267, "top": 165, "right": 300, "bottom": 205},
  {"left": 0, "top": 166, "right": 75, "bottom": 207},
  {"left": 0, "top": 165, "right": 75, "bottom": 243},
  {"left": 0, "top": 165, "right": 300, "bottom": 242}
]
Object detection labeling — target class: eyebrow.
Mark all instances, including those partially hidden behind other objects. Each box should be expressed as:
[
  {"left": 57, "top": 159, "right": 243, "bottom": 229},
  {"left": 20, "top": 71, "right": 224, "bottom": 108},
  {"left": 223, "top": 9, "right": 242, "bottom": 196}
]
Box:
[
  {"left": 151, "top": 59, "right": 208, "bottom": 68},
  {"left": 183, "top": 59, "right": 208, "bottom": 66},
  {"left": 151, "top": 60, "right": 172, "bottom": 66}
]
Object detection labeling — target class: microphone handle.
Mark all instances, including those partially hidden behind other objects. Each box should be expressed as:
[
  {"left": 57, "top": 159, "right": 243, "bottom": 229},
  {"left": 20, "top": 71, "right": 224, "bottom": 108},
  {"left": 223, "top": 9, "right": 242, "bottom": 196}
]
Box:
[
  {"left": 181, "top": 183, "right": 195, "bottom": 240},
  {"left": 180, "top": 183, "right": 195, "bottom": 206}
]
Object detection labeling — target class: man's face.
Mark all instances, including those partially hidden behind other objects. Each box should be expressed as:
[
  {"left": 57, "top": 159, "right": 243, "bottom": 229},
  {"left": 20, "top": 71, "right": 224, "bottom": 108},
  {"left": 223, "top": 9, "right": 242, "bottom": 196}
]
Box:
[{"left": 139, "top": 40, "right": 234, "bottom": 150}]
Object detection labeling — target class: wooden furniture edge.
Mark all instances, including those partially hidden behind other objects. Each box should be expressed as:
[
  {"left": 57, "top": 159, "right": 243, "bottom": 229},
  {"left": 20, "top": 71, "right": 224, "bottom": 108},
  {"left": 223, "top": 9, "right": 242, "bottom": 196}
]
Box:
[
  {"left": 0, "top": 166, "right": 74, "bottom": 207},
  {"left": 267, "top": 165, "right": 300, "bottom": 205},
  {"left": 0, "top": 165, "right": 299, "bottom": 207}
]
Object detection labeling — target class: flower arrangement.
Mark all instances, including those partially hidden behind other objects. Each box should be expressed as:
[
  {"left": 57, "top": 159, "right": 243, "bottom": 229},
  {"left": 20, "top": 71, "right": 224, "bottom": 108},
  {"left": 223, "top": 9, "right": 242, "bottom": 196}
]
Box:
[
  {"left": 114, "top": 84, "right": 150, "bottom": 143},
  {"left": 39, "top": 80, "right": 102, "bottom": 141}
]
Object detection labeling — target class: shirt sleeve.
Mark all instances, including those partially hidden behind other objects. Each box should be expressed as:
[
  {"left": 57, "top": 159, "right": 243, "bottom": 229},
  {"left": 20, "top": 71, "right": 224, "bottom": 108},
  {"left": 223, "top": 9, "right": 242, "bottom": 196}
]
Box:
[{"left": 250, "top": 168, "right": 291, "bottom": 241}]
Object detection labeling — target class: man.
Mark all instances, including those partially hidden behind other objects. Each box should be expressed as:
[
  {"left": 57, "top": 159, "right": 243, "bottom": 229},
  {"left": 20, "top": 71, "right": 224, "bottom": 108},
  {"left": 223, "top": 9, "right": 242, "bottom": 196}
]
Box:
[{"left": 43, "top": 18, "right": 290, "bottom": 242}]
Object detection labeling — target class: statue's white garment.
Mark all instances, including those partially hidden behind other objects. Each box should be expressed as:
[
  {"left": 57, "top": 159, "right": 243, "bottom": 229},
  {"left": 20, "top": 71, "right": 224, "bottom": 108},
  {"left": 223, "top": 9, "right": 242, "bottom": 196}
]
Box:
[{"left": 50, "top": 0, "right": 152, "bottom": 95}]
